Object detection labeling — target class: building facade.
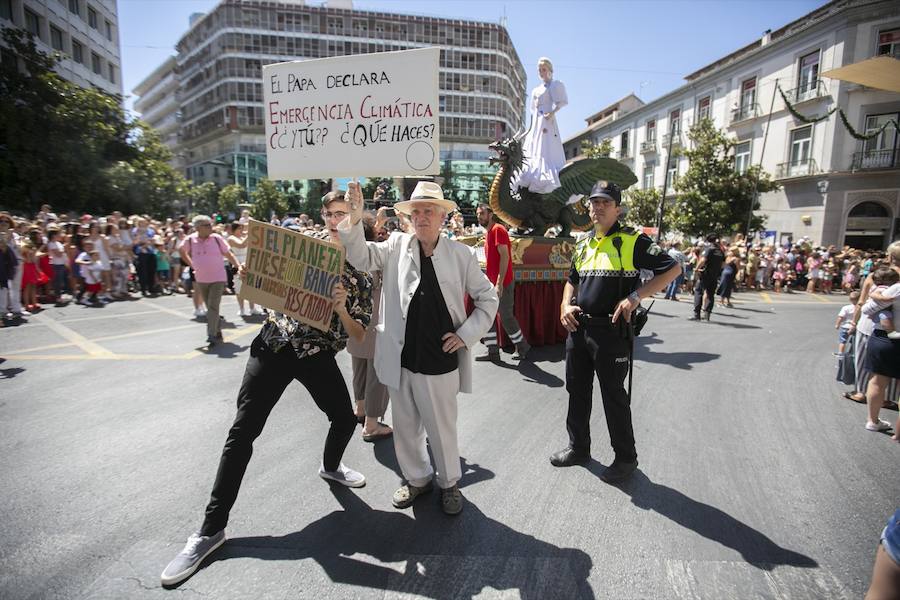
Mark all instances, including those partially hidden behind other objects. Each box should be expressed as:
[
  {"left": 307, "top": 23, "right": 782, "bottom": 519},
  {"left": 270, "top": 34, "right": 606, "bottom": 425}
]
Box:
[
  {"left": 563, "top": 0, "right": 900, "bottom": 250},
  {"left": 132, "top": 56, "right": 178, "bottom": 153},
  {"left": 141, "top": 0, "right": 526, "bottom": 204},
  {"left": 1, "top": 0, "right": 122, "bottom": 97}
]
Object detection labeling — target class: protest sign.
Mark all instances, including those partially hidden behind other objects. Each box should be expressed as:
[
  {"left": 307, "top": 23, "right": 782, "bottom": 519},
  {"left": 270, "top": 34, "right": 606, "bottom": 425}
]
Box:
[
  {"left": 263, "top": 47, "right": 440, "bottom": 180},
  {"left": 241, "top": 220, "right": 345, "bottom": 332}
]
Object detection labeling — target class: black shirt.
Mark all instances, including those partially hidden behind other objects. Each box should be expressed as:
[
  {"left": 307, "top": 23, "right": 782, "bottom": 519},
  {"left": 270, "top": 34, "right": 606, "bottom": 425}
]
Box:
[
  {"left": 401, "top": 244, "right": 459, "bottom": 375},
  {"left": 699, "top": 245, "right": 725, "bottom": 281},
  {"left": 568, "top": 221, "right": 677, "bottom": 316}
]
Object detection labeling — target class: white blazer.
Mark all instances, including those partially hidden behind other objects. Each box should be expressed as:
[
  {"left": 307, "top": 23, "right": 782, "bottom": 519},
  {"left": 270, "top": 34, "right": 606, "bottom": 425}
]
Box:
[{"left": 338, "top": 220, "right": 498, "bottom": 393}]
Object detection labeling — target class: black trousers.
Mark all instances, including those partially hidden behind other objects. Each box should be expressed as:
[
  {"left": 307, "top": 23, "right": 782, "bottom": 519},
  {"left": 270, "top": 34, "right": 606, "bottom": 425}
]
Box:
[
  {"left": 136, "top": 253, "right": 156, "bottom": 293},
  {"left": 693, "top": 277, "right": 717, "bottom": 316},
  {"left": 200, "top": 334, "right": 358, "bottom": 536},
  {"left": 565, "top": 326, "right": 636, "bottom": 462}
]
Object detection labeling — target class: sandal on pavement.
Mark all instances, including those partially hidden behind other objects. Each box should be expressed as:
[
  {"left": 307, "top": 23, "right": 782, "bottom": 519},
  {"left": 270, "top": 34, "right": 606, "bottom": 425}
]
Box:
[
  {"left": 362, "top": 423, "right": 393, "bottom": 442},
  {"left": 842, "top": 392, "right": 866, "bottom": 403}
]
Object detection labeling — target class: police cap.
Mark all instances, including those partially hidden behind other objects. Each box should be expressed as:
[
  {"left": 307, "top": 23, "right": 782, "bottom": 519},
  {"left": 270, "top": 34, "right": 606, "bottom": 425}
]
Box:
[{"left": 588, "top": 180, "right": 622, "bottom": 205}]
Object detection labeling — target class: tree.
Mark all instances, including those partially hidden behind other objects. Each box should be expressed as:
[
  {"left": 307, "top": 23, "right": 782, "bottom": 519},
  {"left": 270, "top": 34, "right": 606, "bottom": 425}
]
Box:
[
  {"left": 217, "top": 183, "right": 244, "bottom": 218},
  {"left": 189, "top": 181, "right": 219, "bottom": 216},
  {"left": 670, "top": 119, "right": 779, "bottom": 238},
  {"left": 361, "top": 177, "right": 397, "bottom": 202},
  {"left": 250, "top": 179, "right": 289, "bottom": 221},
  {"left": 623, "top": 187, "right": 670, "bottom": 230},
  {"left": 580, "top": 138, "right": 612, "bottom": 159}
]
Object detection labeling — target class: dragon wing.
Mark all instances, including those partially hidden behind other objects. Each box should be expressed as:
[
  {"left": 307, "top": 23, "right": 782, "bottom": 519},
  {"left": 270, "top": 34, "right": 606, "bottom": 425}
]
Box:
[{"left": 547, "top": 157, "right": 639, "bottom": 205}]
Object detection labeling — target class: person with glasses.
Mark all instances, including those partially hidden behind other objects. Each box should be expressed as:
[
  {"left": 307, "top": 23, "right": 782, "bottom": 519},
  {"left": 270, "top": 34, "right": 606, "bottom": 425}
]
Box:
[
  {"left": 161, "top": 193, "right": 373, "bottom": 587},
  {"left": 339, "top": 180, "right": 498, "bottom": 516},
  {"left": 553, "top": 181, "right": 680, "bottom": 483}
]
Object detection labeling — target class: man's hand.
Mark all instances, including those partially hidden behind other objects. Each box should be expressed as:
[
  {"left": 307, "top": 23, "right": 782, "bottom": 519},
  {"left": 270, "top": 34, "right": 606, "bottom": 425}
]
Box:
[
  {"left": 332, "top": 282, "right": 349, "bottom": 315},
  {"left": 347, "top": 180, "right": 364, "bottom": 225},
  {"left": 238, "top": 263, "right": 247, "bottom": 278},
  {"left": 441, "top": 332, "right": 465, "bottom": 353},
  {"left": 560, "top": 304, "right": 582, "bottom": 333},
  {"left": 494, "top": 283, "right": 503, "bottom": 299},
  {"left": 612, "top": 295, "right": 640, "bottom": 324}
]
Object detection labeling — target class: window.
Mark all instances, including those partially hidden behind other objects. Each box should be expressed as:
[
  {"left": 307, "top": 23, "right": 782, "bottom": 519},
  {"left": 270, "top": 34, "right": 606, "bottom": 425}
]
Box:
[
  {"left": 91, "top": 51, "right": 101, "bottom": 74},
  {"left": 50, "top": 25, "right": 64, "bottom": 51},
  {"left": 863, "top": 113, "right": 898, "bottom": 153},
  {"left": 107, "top": 62, "right": 115, "bottom": 83},
  {"left": 877, "top": 28, "right": 900, "bottom": 58},
  {"left": 797, "top": 51, "right": 820, "bottom": 97},
  {"left": 646, "top": 119, "right": 656, "bottom": 142},
  {"left": 669, "top": 108, "right": 681, "bottom": 136},
  {"left": 105, "top": 20, "right": 112, "bottom": 41},
  {"left": 642, "top": 162, "right": 655, "bottom": 190},
  {"left": 68, "top": 0, "right": 80, "bottom": 17},
  {"left": 71, "top": 39, "right": 84, "bottom": 63},
  {"left": 1, "top": 0, "right": 12, "bottom": 21},
  {"left": 24, "top": 8, "right": 41, "bottom": 38},
  {"left": 620, "top": 130, "right": 629, "bottom": 155},
  {"left": 88, "top": 6, "right": 97, "bottom": 29},
  {"left": 665, "top": 158, "right": 677, "bottom": 193},
  {"left": 740, "top": 77, "right": 756, "bottom": 110},
  {"left": 697, "top": 96, "right": 711, "bottom": 121},
  {"left": 788, "top": 126, "right": 813, "bottom": 175},
  {"left": 735, "top": 141, "right": 751, "bottom": 174}
]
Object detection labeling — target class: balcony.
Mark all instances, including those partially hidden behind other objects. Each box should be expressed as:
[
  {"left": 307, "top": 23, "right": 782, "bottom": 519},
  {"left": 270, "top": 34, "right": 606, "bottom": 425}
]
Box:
[
  {"left": 618, "top": 148, "right": 631, "bottom": 160},
  {"left": 640, "top": 140, "right": 657, "bottom": 154},
  {"left": 783, "top": 79, "right": 829, "bottom": 105},
  {"left": 851, "top": 149, "right": 898, "bottom": 171},
  {"left": 776, "top": 158, "right": 818, "bottom": 179},
  {"left": 661, "top": 132, "right": 683, "bottom": 149},
  {"left": 729, "top": 103, "right": 761, "bottom": 126}
]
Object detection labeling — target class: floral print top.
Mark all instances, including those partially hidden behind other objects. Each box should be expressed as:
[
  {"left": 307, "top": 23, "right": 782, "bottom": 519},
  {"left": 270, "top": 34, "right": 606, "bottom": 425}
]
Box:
[{"left": 259, "top": 258, "right": 373, "bottom": 360}]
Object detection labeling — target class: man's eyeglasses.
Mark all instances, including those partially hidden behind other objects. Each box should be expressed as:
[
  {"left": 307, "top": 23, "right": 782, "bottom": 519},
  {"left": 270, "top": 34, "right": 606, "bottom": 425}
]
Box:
[{"left": 321, "top": 211, "right": 348, "bottom": 220}]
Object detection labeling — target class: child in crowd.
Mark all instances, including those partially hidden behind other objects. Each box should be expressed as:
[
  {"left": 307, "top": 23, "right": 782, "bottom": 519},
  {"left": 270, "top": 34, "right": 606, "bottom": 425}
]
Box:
[
  {"left": 835, "top": 291, "right": 861, "bottom": 353},
  {"left": 76, "top": 247, "right": 105, "bottom": 306},
  {"left": 0, "top": 233, "right": 18, "bottom": 323},
  {"left": 155, "top": 238, "right": 172, "bottom": 294},
  {"left": 862, "top": 267, "right": 900, "bottom": 340}
]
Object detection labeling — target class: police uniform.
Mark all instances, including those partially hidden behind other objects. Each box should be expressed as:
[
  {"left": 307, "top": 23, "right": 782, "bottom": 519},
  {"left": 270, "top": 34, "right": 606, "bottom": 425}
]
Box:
[{"left": 555, "top": 185, "right": 676, "bottom": 477}]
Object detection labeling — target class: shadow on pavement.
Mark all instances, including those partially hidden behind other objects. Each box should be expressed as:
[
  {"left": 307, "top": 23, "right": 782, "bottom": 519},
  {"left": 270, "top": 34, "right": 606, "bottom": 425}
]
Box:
[
  {"left": 214, "top": 487, "right": 596, "bottom": 599},
  {"left": 586, "top": 469, "right": 817, "bottom": 570},
  {"left": 373, "top": 446, "right": 496, "bottom": 493},
  {"left": 202, "top": 341, "right": 250, "bottom": 358},
  {"left": 0, "top": 367, "right": 25, "bottom": 379},
  {"left": 634, "top": 333, "right": 720, "bottom": 371}
]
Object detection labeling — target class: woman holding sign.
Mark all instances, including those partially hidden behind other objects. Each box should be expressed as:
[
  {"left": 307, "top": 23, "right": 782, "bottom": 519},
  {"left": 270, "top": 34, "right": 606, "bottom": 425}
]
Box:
[{"left": 161, "top": 192, "right": 373, "bottom": 588}]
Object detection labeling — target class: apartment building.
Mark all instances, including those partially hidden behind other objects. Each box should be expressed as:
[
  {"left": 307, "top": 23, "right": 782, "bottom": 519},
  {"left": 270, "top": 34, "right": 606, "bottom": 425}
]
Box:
[
  {"left": 563, "top": 0, "right": 900, "bottom": 249},
  {"left": 1, "top": 0, "right": 122, "bottom": 97},
  {"left": 134, "top": 0, "right": 526, "bottom": 203},
  {"left": 132, "top": 56, "right": 178, "bottom": 153}
]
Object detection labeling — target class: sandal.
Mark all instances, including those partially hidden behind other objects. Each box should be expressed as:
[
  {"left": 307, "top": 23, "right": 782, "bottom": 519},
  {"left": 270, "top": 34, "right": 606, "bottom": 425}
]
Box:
[
  {"left": 842, "top": 392, "right": 866, "bottom": 403},
  {"left": 882, "top": 400, "right": 898, "bottom": 411},
  {"left": 362, "top": 423, "right": 393, "bottom": 442}
]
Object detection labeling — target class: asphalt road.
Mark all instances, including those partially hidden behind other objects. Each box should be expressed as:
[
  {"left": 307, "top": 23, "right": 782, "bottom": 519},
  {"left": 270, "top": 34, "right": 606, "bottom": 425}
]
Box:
[{"left": 1, "top": 289, "right": 897, "bottom": 600}]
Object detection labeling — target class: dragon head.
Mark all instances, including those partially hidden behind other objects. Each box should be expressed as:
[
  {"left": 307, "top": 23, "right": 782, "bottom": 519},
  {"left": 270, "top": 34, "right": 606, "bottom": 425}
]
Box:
[{"left": 488, "top": 137, "right": 525, "bottom": 172}]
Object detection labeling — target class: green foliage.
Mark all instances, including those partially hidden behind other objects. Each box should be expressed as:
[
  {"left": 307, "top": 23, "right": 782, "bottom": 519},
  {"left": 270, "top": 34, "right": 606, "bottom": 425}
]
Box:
[
  {"left": 361, "top": 177, "right": 397, "bottom": 202},
  {"left": 217, "top": 184, "right": 244, "bottom": 218},
  {"left": 623, "top": 187, "right": 669, "bottom": 230},
  {"left": 250, "top": 179, "right": 289, "bottom": 221},
  {"left": 439, "top": 160, "right": 463, "bottom": 204},
  {"left": 186, "top": 181, "right": 219, "bottom": 217},
  {"left": 0, "top": 29, "right": 188, "bottom": 216},
  {"left": 670, "top": 119, "right": 779, "bottom": 237},
  {"left": 580, "top": 138, "right": 612, "bottom": 159}
]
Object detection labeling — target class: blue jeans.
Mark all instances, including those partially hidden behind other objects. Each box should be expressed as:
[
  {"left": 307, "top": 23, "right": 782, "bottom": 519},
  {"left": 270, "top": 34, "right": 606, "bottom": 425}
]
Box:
[
  {"left": 665, "top": 274, "right": 684, "bottom": 299},
  {"left": 52, "top": 264, "right": 69, "bottom": 297}
]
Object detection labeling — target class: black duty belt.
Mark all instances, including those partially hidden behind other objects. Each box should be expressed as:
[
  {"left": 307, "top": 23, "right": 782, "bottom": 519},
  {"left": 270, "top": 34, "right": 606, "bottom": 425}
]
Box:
[{"left": 576, "top": 313, "right": 614, "bottom": 327}]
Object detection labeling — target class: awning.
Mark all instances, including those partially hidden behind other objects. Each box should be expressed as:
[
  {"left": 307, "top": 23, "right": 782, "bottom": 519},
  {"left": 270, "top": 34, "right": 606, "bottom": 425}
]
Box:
[{"left": 819, "top": 55, "right": 900, "bottom": 93}]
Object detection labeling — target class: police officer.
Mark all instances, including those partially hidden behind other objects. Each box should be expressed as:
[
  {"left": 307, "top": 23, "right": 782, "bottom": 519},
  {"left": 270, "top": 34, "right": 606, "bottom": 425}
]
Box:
[
  {"left": 551, "top": 181, "right": 681, "bottom": 482},
  {"left": 690, "top": 233, "right": 725, "bottom": 321}
]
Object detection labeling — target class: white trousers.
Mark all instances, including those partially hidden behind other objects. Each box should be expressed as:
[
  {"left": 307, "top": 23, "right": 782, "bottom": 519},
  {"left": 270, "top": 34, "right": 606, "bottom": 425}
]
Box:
[
  {"left": 8, "top": 267, "right": 23, "bottom": 313},
  {"left": 390, "top": 368, "right": 461, "bottom": 489}
]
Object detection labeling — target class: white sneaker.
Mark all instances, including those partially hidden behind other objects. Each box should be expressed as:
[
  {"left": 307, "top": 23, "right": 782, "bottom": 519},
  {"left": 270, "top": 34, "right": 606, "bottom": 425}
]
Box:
[
  {"left": 17, "top": 310, "right": 32, "bottom": 317},
  {"left": 251, "top": 307, "right": 264, "bottom": 315},
  {"left": 160, "top": 530, "right": 226, "bottom": 587},
  {"left": 318, "top": 463, "right": 366, "bottom": 488},
  {"left": 240, "top": 308, "right": 251, "bottom": 317},
  {"left": 194, "top": 307, "right": 207, "bottom": 317},
  {"left": 865, "top": 419, "right": 893, "bottom": 432}
]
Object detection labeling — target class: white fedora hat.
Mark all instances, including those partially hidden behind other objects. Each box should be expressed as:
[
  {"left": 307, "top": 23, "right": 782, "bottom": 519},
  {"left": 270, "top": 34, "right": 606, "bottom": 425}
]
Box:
[{"left": 393, "top": 181, "right": 458, "bottom": 216}]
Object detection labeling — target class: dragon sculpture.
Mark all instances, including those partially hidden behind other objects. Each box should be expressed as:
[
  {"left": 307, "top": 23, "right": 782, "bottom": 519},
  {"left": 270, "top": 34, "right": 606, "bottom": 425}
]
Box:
[{"left": 488, "top": 136, "right": 638, "bottom": 238}]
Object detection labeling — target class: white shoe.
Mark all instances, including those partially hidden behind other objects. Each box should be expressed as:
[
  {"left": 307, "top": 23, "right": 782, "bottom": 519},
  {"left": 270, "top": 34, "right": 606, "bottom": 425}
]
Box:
[
  {"left": 866, "top": 419, "right": 893, "bottom": 432},
  {"left": 78, "top": 298, "right": 91, "bottom": 306},
  {"left": 17, "top": 310, "right": 32, "bottom": 317},
  {"left": 240, "top": 308, "right": 251, "bottom": 317},
  {"left": 318, "top": 463, "right": 366, "bottom": 488},
  {"left": 251, "top": 307, "right": 264, "bottom": 315}
]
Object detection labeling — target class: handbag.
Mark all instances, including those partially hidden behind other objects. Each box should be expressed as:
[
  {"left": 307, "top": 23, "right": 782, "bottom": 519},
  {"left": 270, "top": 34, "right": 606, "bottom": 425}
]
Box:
[{"left": 835, "top": 332, "right": 856, "bottom": 386}]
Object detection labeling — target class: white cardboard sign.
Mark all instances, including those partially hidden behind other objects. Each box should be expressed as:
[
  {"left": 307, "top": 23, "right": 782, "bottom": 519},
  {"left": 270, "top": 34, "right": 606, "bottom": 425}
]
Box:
[{"left": 263, "top": 47, "right": 440, "bottom": 180}]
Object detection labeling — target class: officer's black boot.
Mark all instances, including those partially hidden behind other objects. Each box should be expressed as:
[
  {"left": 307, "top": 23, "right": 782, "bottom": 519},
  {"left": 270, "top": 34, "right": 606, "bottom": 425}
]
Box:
[
  {"left": 599, "top": 459, "right": 638, "bottom": 483},
  {"left": 550, "top": 447, "right": 590, "bottom": 467}
]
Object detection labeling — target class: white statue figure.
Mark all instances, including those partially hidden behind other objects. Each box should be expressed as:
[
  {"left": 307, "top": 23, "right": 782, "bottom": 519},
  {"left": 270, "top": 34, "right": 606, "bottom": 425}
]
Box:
[{"left": 515, "top": 57, "right": 568, "bottom": 194}]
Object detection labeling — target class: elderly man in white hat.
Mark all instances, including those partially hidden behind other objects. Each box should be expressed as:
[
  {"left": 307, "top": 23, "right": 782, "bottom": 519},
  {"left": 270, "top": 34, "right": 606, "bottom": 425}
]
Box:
[{"left": 339, "top": 180, "right": 498, "bottom": 515}]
